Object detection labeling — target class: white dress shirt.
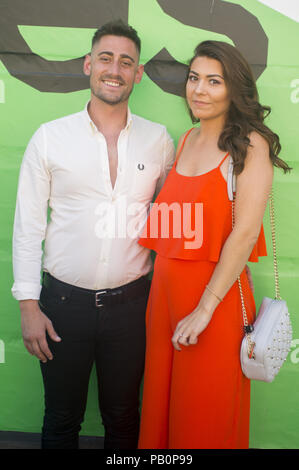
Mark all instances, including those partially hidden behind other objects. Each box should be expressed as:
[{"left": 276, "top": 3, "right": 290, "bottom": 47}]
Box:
[{"left": 12, "top": 103, "right": 175, "bottom": 300}]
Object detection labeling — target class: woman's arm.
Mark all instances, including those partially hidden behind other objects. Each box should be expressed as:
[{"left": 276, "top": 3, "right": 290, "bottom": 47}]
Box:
[{"left": 172, "top": 132, "right": 274, "bottom": 350}]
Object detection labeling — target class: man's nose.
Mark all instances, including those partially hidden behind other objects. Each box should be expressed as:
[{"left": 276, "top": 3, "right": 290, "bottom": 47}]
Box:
[{"left": 108, "top": 60, "right": 122, "bottom": 76}]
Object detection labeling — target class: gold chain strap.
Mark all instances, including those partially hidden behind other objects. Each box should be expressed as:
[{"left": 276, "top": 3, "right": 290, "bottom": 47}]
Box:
[
  {"left": 232, "top": 188, "right": 281, "bottom": 358},
  {"left": 269, "top": 189, "right": 281, "bottom": 300},
  {"left": 232, "top": 197, "right": 256, "bottom": 359}
]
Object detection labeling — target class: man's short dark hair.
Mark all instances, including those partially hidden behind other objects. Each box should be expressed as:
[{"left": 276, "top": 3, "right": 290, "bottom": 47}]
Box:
[{"left": 92, "top": 20, "right": 141, "bottom": 54}]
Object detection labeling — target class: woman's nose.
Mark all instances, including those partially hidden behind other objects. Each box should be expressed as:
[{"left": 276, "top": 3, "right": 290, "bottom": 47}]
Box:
[{"left": 195, "top": 80, "right": 207, "bottom": 94}]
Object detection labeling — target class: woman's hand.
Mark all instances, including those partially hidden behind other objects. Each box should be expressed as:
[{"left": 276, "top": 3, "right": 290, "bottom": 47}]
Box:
[{"left": 172, "top": 306, "right": 213, "bottom": 351}]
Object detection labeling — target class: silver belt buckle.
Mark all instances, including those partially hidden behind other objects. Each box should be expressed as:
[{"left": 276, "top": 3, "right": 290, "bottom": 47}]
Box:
[{"left": 95, "top": 290, "right": 108, "bottom": 308}]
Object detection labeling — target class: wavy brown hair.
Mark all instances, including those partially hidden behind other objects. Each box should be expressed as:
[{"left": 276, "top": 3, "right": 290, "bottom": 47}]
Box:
[{"left": 187, "top": 40, "right": 291, "bottom": 174}]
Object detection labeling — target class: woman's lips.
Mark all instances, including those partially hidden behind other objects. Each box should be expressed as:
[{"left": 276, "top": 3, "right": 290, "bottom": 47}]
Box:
[{"left": 192, "top": 100, "right": 211, "bottom": 106}]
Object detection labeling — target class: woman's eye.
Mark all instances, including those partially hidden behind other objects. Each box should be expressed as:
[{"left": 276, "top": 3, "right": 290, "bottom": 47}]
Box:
[
  {"left": 188, "top": 75, "right": 197, "bottom": 81},
  {"left": 210, "top": 79, "right": 220, "bottom": 85}
]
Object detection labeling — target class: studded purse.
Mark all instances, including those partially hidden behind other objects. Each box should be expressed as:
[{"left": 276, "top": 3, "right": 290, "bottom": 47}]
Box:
[{"left": 228, "top": 157, "right": 292, "bottom": 382}]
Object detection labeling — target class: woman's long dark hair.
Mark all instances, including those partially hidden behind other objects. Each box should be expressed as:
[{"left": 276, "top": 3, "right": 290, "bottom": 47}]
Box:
[{"left": 187, "top": 40, "right": 291, "bottom": 174}]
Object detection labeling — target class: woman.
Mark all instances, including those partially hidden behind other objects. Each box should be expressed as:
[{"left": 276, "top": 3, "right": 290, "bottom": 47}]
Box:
[{"left": 137, "top": 41, "right": 290, "bottom": 449}]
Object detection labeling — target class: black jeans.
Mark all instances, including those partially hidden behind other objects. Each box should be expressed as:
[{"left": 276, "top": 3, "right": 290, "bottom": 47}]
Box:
[{"left": 38, "top": 273, "right": 150, "bottom": 449}]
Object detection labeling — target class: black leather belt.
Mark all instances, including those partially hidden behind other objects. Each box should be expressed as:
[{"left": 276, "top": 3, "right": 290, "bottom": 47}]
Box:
[{"left": 43, "top": 272, "right": 151, "bottom": 308}]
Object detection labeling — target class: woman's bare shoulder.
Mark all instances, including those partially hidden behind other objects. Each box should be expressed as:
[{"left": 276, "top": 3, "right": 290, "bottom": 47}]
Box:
[
  {"left": 248, "top": 131, "right": 269, "bottom": 154},
  {"left": 238, "top": 131, "right": 273, "bottom": 186},
  {"left": 244, "top": 131, "right": 272, "bottom": 169},
  {"left": 178, "top": 129, "right": 192, "bottom": 144},
  {"left": 176, "top": 128, "right": 194, "bottom": 156}
]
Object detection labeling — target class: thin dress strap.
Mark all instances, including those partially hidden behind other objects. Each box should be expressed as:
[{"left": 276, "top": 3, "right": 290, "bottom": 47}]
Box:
[
  {"left": 175, "top": 128, "right": 194, "bottom": 162},
  {"left": 217, "top": 152, "right": 230, "bottom": 168}
]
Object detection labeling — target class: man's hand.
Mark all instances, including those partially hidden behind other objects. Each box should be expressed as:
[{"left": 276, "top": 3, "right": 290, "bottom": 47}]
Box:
[{"left": 20, "top": 300, "right": 61, "bottom": 363}]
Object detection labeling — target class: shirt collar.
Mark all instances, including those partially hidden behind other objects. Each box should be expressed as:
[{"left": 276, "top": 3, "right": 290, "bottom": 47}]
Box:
[{"left": 83, "top": 101, "right": 133, "bottom": 135}]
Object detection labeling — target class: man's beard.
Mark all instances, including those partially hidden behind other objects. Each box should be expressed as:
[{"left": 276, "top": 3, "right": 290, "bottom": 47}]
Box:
[{"left": 91, "top": 79, "right": 134, "bottom": 106}]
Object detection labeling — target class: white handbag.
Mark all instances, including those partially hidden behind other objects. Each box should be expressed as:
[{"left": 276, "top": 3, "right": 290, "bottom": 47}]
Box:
[{"left": 227, "top": 157, "right": 292, "bottom": 382}]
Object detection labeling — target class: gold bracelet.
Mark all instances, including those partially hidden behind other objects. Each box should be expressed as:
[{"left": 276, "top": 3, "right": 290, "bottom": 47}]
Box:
[{"left": 205, "top": 284, "right": 223, "bottom": 303}]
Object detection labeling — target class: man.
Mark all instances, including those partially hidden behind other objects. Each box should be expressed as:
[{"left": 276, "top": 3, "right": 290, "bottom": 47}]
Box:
[{"left": 12, "top": 20, "right": 175, "bottom": 449}]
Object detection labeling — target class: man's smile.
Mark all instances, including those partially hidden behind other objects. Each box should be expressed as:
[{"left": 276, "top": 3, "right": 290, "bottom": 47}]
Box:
[{"left": 102, "top": 78, "right": 124, "bottom": 88}]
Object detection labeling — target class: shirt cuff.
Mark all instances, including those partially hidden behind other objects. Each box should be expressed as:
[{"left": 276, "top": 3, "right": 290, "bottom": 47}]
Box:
[{"left": 11, "top": 282, "right": 42, "bottom": 301}]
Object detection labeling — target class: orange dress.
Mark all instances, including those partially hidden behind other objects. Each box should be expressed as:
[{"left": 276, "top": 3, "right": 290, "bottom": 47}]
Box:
[{"left": 137, "top": 129, "right": 267, "bottom": 449}]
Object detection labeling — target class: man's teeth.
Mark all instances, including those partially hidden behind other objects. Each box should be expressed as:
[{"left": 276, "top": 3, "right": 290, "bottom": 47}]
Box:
[{"left": 104, "top": 81, "right": 121, "bottom": 87}]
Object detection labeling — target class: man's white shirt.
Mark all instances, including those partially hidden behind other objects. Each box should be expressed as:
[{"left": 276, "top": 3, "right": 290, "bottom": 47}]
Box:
[{"left": 12, "top": 104, "right": 175, "bottom": 300}]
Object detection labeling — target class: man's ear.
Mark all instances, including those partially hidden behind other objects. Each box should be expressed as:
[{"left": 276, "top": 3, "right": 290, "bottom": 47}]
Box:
[
  {"left": 134, "top": 64, "right": 144, "bottom": 84},
  {"left": 83, "top": 54, "right": 92, "bottom": 76}
]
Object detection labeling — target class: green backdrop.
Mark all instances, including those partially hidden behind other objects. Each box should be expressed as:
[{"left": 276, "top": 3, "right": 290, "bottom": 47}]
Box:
[{"left": 0, "top": 0, "right": 298, "bottom": 448}]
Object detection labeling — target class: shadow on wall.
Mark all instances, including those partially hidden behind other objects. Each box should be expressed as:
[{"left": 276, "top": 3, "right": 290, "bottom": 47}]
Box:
[{"left": 0, "top": 0, "right": 268, "bottom": 96}]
